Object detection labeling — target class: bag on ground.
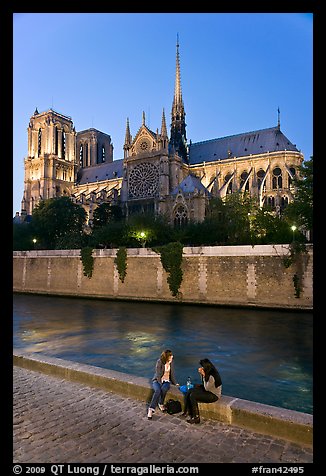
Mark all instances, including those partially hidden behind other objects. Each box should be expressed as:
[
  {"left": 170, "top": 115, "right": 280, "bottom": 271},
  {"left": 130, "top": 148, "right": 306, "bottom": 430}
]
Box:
[{"left": 165, "top": 399, "right": 182, "bottom": 414}]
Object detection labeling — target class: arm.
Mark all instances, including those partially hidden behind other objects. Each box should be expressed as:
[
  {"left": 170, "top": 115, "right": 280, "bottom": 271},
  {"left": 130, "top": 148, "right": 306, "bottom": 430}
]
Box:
[
  {"left": 153, "top": 359, "right": 163, "bottom": 381},
  {"left": 169, "top": 361, "right": 179, "bottom": 385}
]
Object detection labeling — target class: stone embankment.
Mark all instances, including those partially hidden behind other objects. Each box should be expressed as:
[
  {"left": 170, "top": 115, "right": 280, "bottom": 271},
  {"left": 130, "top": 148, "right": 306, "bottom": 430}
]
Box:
[{"left": 14, "top": 350, "right": 313, "bottom": 449}]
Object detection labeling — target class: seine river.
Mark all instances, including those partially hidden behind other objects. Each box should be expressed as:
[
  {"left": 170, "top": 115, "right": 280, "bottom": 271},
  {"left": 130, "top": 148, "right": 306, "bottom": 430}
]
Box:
[{"left": 13, "top": 293, "right": 313, "bottom": 414}]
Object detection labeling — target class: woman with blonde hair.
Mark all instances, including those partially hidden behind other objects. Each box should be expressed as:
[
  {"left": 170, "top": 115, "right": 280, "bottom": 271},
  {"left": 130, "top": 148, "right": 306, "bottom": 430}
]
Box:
[{"left": 147, "top": 349, "right": 179, "bottom": 419}]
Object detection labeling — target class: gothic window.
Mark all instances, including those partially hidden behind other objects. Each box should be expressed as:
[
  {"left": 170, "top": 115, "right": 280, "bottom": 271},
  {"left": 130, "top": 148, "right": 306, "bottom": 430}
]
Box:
[
  {"left": 85, "top": 143, "right": 89, "bottom": 166},
  {"left": 257, "top": 169, "right": 265, "bottom": 190},
  {"left": 128, "top": 163, "right": 160, "bottom": 199},
  {"left": 225, "top": 173, "right": 233, "bottom": 194},
  {"left": 79, "top": 145, "right": 83, "bottom": 167},
  {"left": 240, "top": 171, "right": 249, "bottom": 192},
  {"left": 288, "top": 167, "right": 296, "bottom": 188},
  {"left": 62, "top": 131, "right": 66, "bottom": 159},
  {"left": 55, "top": 127, "right": 58, "bottom": 155},
  {"left": 268, "top": 196, "right": 275, "bottom": 208},
  {"left": 38, "top": 128, "right": 42, "bottom": 156},
  {"left": 174, "top": 204, "right": 188, "bottom": 227},
  {"left": 272, "top": 167, "right": 282, "bottom": 189},
  {"left": 281, "top": 196, "right": 289, "bottom": 209}
]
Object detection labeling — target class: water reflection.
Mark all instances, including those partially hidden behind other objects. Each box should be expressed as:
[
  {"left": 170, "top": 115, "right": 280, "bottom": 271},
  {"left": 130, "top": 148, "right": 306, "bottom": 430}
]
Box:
[{"left": 13, "top": 293, "right": 312, "bottom": 414}]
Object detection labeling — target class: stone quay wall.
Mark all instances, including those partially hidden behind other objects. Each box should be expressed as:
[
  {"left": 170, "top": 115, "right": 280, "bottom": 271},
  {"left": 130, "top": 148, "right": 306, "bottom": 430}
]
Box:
[{"left": 13, "top": 244, "right": 313, "bottom": 310}]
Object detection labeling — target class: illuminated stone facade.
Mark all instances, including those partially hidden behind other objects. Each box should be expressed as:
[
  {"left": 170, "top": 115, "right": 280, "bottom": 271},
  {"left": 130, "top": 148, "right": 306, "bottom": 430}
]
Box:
[{"left": 21, "top": 41, "right": 304, "bottom": 224}]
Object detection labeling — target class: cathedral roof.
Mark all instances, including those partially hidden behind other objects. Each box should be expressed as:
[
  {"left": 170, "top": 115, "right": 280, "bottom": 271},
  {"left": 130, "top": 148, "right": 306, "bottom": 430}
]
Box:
[
  {"left": 77, "top": 159, "right": 124, "bottom": 184},
  {"left": 171, "top": 174, "right": 209, "bottom": 195},
  {"left": 188, "top": 126, "right": 299, "bottom": 165}
]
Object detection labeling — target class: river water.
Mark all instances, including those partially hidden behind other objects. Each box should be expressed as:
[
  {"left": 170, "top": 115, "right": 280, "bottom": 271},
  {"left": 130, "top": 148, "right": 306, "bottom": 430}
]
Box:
[{"left": 13, "top": 293, "right": 313, "bottom": 414}]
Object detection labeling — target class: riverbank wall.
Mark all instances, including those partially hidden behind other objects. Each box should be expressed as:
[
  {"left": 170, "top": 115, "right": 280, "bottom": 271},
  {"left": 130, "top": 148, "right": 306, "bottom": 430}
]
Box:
[
  {"left": 13, "top": 244, "right": 313, "bottom": 310},
  {"left": 13, "top": 350, "right": 313, "bottom": 446}
]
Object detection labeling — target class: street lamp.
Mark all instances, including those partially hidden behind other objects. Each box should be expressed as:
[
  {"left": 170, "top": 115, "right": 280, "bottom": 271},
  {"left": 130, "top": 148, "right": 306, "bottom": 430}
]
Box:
[
  {"left": 32, "top": 238, "right": 37, "bottom": 249},
  {"left": 291, "top": 225, "right": 297, "bottom": 242},
  {"left": 139, "top": 231, "right": 146, "bottom": 248}
]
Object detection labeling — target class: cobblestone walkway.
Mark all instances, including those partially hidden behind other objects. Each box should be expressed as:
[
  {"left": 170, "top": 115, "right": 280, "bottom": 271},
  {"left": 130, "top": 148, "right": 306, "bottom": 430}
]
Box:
[{"left": 13, "top": 367, "right": 313, "bottom": 464}]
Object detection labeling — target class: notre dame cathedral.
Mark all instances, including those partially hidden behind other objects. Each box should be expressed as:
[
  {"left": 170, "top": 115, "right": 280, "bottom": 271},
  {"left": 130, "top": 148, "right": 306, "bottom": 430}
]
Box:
[{"left": 20, "top": 39, "right": 304, "bottom": 226}]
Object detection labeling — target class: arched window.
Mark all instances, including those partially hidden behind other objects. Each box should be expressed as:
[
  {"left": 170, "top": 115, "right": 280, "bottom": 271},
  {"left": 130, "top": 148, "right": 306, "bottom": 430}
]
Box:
[
  {"left": 38, "top": 128, "right": 42, "bottom": 156},
  {"left": 267, "top": 196, "right": 275, "bottom": 208},
  {"left": 281, "top": 196, "right": 289, "bottom": 209},
  {"left": 257, "top": 169, "right": 265, "bottom": 190},
  {"left": 85, "top": 143, "right": 89, "bottom": 166},
  {"left": 174, "top": 205, "right": 188, "bottom": 227},
  {"left": 272, "top": 167, "right": 282, "bottom": 189},
  {"left": 62, "top": 131, "right": 66, "bottom": 159},
  {"left": 55, "top": 127, "right": 58, "bottom": 155},
  {"left": 79, "top": 145, "right": 84, "bottom": 167},
  {"left": 225, "top": 173, "right": 233, "bottom": 194},
  {"left": 240, "top": 171, "right": 249, "bottom": 192},
  {"left": 288, "top": 167, "right": 296, "bottom": 188}
]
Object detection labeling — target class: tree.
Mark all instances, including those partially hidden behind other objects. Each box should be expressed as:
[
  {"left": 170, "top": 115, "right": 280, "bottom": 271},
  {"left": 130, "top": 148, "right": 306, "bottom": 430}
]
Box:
[
  {"left": 223, "top": 192, "right": 256, "bottom": 244},
  {"left": 284, "top": 156, "right": 313, "bottom": 233},
  {"left": 31, "top": 197, "right": 87, "bottom": 249},
  {"left": 92, "top": 202, "right": 123, "bottom": 228},
  {"left": 13, "top": 222, "right": 35, "bottom": 250}
]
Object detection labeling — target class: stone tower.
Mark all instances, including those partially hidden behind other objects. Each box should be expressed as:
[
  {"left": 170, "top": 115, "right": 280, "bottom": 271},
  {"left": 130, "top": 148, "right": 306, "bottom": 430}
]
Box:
[{"left": 21, "top": 109, "right": 77, "bottom": 215}]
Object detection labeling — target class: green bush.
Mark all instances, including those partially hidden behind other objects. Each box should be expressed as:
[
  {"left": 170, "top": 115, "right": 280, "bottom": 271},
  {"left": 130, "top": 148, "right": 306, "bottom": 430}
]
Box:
[
  {"left": 80, "top": 247, "right": 94, "bottom": 278},
  {"left": 154, "top": 242, "right": 183, "bottom": 297}
]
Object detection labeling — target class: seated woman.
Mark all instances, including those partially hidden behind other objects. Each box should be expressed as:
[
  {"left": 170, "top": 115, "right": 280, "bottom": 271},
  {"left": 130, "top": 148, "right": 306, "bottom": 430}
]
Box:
[
  {"left": 182, "top": 358, "right": 222, "bottom": 424},
  {"left": 147, "top": 349, "right": 179, "bottom": 419}
]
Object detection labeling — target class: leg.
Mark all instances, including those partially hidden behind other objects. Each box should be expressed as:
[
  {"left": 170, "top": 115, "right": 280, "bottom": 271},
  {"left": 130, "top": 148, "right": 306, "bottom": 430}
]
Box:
[
  {"left": 187, "top": 387, "right": 218, "bottom": 424},
  {"left": 159, "top": 381, "right": 170, "bottom": 405},
  {"left": 149, "top": 381, "right": 163, "bottom": 410},
  {"left": 182, "top": 389, "right": 193, "bottom": 416}
]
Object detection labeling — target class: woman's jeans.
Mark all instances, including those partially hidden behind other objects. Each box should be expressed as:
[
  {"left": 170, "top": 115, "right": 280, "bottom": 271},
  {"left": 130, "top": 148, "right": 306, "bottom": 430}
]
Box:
[
  {"left": 184, "top": 385, "right": 218, "bottom": 417},
  {"left": 149, "top": 381, "right": 170, "bottom": 410}
]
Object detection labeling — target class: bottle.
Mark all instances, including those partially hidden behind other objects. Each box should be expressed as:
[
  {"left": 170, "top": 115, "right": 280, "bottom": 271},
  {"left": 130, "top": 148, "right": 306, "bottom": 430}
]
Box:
[{"left": 186, "top": 377, "right": 192, "bottom": 390}]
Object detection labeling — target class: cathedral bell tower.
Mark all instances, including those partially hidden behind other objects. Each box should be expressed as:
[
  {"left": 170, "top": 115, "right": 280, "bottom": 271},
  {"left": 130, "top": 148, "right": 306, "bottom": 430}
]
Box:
[
  {"left": 169, "top": 35, "right": 187, "bottom": 163},
  {"left": 21, "top": 109, "right": 77, "bottom": 215}
]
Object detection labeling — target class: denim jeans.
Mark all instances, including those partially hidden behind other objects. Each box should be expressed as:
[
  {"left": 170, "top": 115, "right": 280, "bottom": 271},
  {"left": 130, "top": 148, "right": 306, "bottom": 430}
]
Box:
[{"left": 149, "top": 381, "right": 170, "bottom": 410}]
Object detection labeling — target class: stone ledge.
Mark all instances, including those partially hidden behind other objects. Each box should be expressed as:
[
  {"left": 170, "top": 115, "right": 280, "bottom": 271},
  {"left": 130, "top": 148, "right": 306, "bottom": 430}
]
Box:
[{"left": 13, "top": 350, "right": 313, "bottom": 447}]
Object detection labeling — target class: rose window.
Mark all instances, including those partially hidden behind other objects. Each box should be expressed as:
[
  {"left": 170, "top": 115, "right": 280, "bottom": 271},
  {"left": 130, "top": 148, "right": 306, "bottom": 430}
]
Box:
[{"left": 129, "top": 163, "right": 159, "bottom": 199}]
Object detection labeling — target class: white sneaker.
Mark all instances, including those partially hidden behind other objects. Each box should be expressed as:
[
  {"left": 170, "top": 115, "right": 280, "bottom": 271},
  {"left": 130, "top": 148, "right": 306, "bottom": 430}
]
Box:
[
  {"left": 158, "top": 404, "right": 166, "bottom": 412},
  {"left": 147, "top": 408, "right": 154, "bottom": 419}
]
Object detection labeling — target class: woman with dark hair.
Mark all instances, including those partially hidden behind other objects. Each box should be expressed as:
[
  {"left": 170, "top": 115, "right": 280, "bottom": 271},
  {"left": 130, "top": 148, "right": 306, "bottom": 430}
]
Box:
[
  {"left": 147, "top": 349, "right": 179, "bottom": 419},
  {"left": 182, "top": 358, "right": 222, "bottom": 424}
]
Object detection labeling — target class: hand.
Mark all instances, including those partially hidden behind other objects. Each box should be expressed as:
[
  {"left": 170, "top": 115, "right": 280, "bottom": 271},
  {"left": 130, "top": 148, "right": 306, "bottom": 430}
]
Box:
[
  {"left": 176, "top": 383, "right": 180, "bottom": 386},
  {"left": 198, "top": 367, "right": 205, "bottom": 377}
]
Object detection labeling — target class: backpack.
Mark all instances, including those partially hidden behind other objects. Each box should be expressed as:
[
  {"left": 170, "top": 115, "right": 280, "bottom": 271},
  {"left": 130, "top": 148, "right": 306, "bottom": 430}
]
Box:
[{"left": 165, "top": 399, "right": 182, "bottom": 414}]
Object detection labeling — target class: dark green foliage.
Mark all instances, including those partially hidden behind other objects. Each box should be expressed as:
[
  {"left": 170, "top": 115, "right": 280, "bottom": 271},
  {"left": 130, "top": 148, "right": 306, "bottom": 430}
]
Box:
[
  {"left": 92, "top": 203, "right": 123, "bottom": 228},
  {"left": 284, "top": 156, "right": 313, "bottom": 232},
  {"left": 80, "top": 247, "right": 94, "bottom": 278},
  {"left": 91, "top": 222, "right": 130, "bottom": 249},
  {"left": 114, "top": 247, "right": 127, "bottom": 283},
  {"left": 13, "top": 222, "right": 35, "bottom": 250},
  {"left": 153, "top": 242, "right": 183, "bottom": 297},
  {"left": 30, "top": 197, "right": 87, "bottom": 249}
]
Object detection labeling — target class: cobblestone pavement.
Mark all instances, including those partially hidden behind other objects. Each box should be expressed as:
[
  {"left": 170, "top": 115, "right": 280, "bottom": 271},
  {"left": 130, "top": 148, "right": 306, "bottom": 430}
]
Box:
[{"left": 13, "top": 367, "right": 313, "bottom": 464}]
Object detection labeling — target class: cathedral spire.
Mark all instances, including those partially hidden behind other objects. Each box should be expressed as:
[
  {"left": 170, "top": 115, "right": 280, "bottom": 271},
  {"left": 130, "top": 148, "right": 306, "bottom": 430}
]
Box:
[
  {"left": 173, "top": 33, "right": 183, "bottom": 110},
  {"left": 170, "top": 34, "right": 187, "bottom": 162},
  {"left": 124, "top": 117, "right": 132, "bottom": 147},
  {"left": 161, "top": 108, "right": 167, "bottom": 138}
]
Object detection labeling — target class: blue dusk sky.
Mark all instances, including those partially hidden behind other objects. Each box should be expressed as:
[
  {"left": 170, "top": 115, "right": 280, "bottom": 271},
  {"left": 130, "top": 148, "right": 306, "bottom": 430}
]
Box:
[{"left": 13, "top": 12, "right": 313, "bottom": 215}]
